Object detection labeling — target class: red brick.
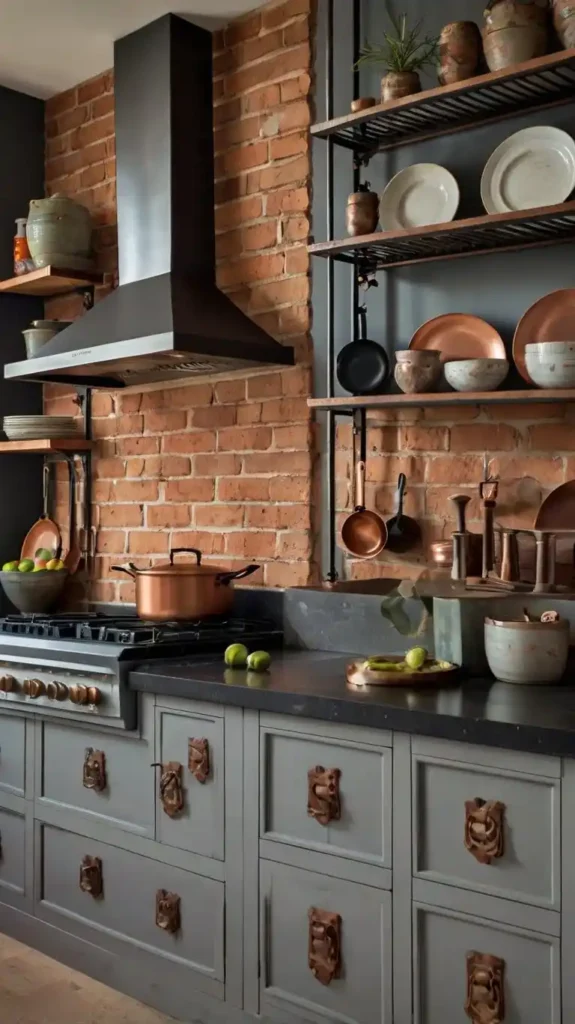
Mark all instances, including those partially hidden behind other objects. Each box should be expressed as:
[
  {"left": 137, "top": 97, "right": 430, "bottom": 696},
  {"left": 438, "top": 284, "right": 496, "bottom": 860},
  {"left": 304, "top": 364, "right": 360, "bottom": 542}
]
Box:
[
  {"left": 245, "top": 504, "right": 311, "bottom": 529},
  {"left": 115, "top": 414, "right": 144, "bottom": 435},
  {"left": 218, "top": 426, "right": 272, "bottom": 451},
  {"left": 265, "top": 187, "right": 309, "bottom": 217},
  {"left": 92, "top": 93, "right": 115, "bottom": 119},
  {"left": 277, "top": 531, "right": 312, "bottom": 559},
  {"left": 490, "top": 455, "right": 564, "bottom": 486},
  {"left": 221, "top": 140, "right": 268, "bottom": 177},
  {"left": 171, "top": 531, "right": 226, "bottom": 555},
  {"left": 163, "top": 384, "right": 213, "bottom": 408},
  {"left": 70, "top": 114, "right": 114, "bottom": 150},
  {"left": 215, "top": 195, "right": 262, "bottom": 231},
  {"left": 247, "top": 373, "right": 283, "bottom": 399},
  {"left": 91, "top": 393, "right": 114, "bottom": 417},
  {"left": 46, "top": 86, "right": 78, "bottom": 119},
  {"left": 145, "top": 410, "right": 188, "bottom": 433},
  {"left": 264, "top": 562, "right": 311, "bottom": 587},
  {"left": 529, "top": 423, "right": 575, "bottom": 449},
  {"left": 99, "top": 504, "right": 143, "bottom": 527},
  {"left": 225, "top": 46, "right": 310, "bottom": 98},
  {"left": 165, "top": 479, "right": 215, "bottom": 502},
  {"left": 243, "top": 451, "right": 311, "bottom": 474},
  {"left": 128, "top": 531, "right": 170, "bottom": 555},
  {"left": 283, "top": 18, "right": 309, "bottom": 45},
  {"left": 116, "top": 436, "right": 159, "bottom": 456},
  {"left": 226, "top": 531, "right": 276, "bottom": 558},
  {"left": 147, "top": 505, "right": 191, "bottom": 528},
  {"left": 114, "top": 480, "right": 159, "bottom": 502},
  {"left": 451, "top": 424, "right": 518, "bottom": 451},
  {"left": 218, "top": 477, "right": 271, "bottom": 501},
  {"left": 263, "top": 0, "right": 310, "bottom": 30},
  {"left": 425, "top": 488, "right": 481, "bottom": 523},
  {"left": 270, "top": 132, "right": 308, "bottom": 161},
  {"left": 218, "top": 253, "right": 284, "bottom": 290},
  {"left": 57, "top": 104, "right": 90, "bottom": 134},
  {"left": 162, "top": 431, "right": 217, "bottom": 454},
  {"left": 249, "top": 275, "right": 308, "bottom": 309},
  {"left": 156, "top": 456, "right": 192, "bottom": 477},
  {"left": 214, "top": 117, "right": 262, "bottom": 154},
  {"left": 273, "top": 424, "right": 311, "bottom": 448},
  {"left": 77, "top": 72, "right": 113, "bottom": 105},
  {"left": 269, "top": 476, "right": 311, "bottom": 502},
  {"left": 195, "top": 453, "right": 241, "bottom": 476},
  {"left": 95, "top": 530, "right": 126, "bottom": 555},
  {"left": 192, "top": 405, "right": 237, "bottom": 429},
  {"left": 196, "top": 505, "right": 245, "bottom": 528},
  {"left": 398, "top": 426, "right": 448, "bottom": 452},
  {"left": 240, "top": 28, "right": 284, "bottom": 64},
  {"left": 243, "top": 84, "right": 281, "bottom": 115},
  {"left": 285, "top": 247, "right": 309, "bottom": 275},
  {"left": 215, "top": 379, "right": 246, "bottom": 403},
  {"left": 224, "top": 11, "right": 262, "bottom": 47},
  {"left": 279, "top": 102, "right": 311, "bottom": 133},
  {"left": 280, "top": 73, "right": 312, "bottom": 103},
  {"left": 261, "top": 397, "right": 309, "bottom": 423},
  {"left": 258, "top": 155, "right": 309, "bottom": 192},
  {"left": 425, "top": 456, "right": 492, "bottom": 485},
  {"left": 237, "top": 403, "right": 263, "bottom": 424},
  {"left": 94, "top": 457, "right": 125, "bottom": 479}
]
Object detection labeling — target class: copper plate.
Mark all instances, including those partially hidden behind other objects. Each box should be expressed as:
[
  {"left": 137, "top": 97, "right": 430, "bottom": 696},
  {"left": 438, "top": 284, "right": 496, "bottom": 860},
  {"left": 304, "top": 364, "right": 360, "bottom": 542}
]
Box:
[
  {"left": 513, "top": 289, "right": 575, "bottom": 382},
  {"left": 409, "top": 313, "right": 506, "bottom": 363},
  {"left": 346, "top": 656, "right": 459, "bottom": 688},
  {"left": 534, "top": 480, "right": 575, "bottom": 531}
]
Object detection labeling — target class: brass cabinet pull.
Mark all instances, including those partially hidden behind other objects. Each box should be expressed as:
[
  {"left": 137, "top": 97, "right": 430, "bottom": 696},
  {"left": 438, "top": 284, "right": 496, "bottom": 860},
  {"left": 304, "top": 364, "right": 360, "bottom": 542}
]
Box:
[
  {"left": 465, "top": 951, "right": 505, "bottom": 1023},
  {"left": 188, "top": 738, "right": 210, "bottom": 783},
  {"left": 83, "top": 748, "right": 106, "bottom": 792},
  {"left": 307, "top": 765, "right": 341, "bottom": 825},
  {"left": 156, "top": 889, "right": 181, "bottom": 934},
  {"left": 152, "top": 761, "right": 184, "bottom": 818},
  {"left": 79, "top": 855, "right": 103, "bottom": 898},
  {"left": 308, "top": 907, "right": 341, "bottom": 985},
  {"left": 465, "top": 798, "right": 505, "bottom": 864}
]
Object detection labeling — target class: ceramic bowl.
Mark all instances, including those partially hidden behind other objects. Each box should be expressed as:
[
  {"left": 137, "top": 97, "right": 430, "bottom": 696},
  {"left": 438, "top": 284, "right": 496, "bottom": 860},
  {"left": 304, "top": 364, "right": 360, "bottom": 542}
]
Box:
[
  {"left": 22, "top": 327, "right": 57, "bottom": 359},
  {"left": 394, "top": 350, "right": 442, "bottom": 394},
  {"left": 30, "top": 319, "right": 71, "bottom": 332},
  {"left": 0, "top": 570, "right": 68, "bottom": 614},
  {"left": 525, "top": 341, "right": 575, "bottom": 388},
  {"left": 444, "top": 358, "right": 509, "bottom": 392},
  {"left": 484, "top": 617, "right": 569, "bottom": 684}
]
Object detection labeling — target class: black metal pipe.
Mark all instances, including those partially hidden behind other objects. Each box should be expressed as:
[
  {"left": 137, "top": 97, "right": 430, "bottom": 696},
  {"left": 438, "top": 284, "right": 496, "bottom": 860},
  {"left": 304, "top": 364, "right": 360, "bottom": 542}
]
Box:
[
  {"left": 325, "top": 0, "right": 338, "bottom": 584},
  {"left": 351, "top": 0, "right": 361, "bottom": 342}
]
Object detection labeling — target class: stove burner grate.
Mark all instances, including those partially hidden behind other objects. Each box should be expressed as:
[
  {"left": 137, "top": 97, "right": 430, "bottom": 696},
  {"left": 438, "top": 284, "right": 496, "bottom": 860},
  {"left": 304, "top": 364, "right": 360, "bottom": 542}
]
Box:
[{"left": 0, "top": 613, "right": 282, "bottom": 647}]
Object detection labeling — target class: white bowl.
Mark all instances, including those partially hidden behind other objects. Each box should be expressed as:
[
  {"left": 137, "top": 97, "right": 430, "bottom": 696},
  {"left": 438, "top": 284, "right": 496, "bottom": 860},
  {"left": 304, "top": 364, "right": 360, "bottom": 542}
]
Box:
[
  {"left": 525, "top": 341, "right": 575, "bottom": 388},
  {"left": 484, "top": 618, "right": 569, "bottom": 684},
  {"left": 443, "top": 358, "right": 509, "bottom": 392}
]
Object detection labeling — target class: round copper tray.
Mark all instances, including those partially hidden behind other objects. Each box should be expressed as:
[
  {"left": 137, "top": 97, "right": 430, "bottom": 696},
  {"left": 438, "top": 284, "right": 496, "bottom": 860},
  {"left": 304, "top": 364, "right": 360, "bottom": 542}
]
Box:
[
  {"left": 409, "top": 314, "right": 506, "bottom": 363},
  {"left": 513, "top": 288, "right": 575, "bottom": 382},
  {"left": 346, "top": 656, "right": 459, "bottom": 688},
  {"left": 534, "top": 480, "right": 575, "bottom": 531}
]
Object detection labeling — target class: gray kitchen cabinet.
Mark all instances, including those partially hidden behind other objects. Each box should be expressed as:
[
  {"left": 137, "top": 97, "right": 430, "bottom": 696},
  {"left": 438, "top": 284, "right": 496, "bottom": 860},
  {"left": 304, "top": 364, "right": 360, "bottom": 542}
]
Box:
[
  {"left": 0, "top": 712, "right": 27, "bottom": 798},
  {"left": 0, "top": 806, "right": 28, "bottom": 910},
  {"left": 155, "top": 702, "right": 224, "bottom": 861},
  {"left": 260, "top": 859, "right": 392, "bottom": 1024},
  {"left": 260, "top": 715, "right": 392, "bottom": 869}
]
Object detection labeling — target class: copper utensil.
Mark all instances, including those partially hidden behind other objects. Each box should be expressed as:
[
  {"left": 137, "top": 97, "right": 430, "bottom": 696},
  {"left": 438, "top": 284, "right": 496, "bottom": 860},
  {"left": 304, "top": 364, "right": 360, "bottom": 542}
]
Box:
[
  {"left": 21, "top": 463, "right": 61, "bottom": 562},
  {"left": 499, "top": 528, "right": 520, "bottom": 582},
  {"left": 341, "top": 461, "right": 387, "bottom": 559},
  {"left": 513, "top": 288, "right": 575, "bottom": 382},
  {"left": 64, "top": 459, "right": 82, "bottom": 574},
  {"left": 480, "top": 456, "right": 499, "bottom": 578},
  {"left": 534, "top": 479, "right": 575, "bottom": 531},
  {"left": 409, "top": 313, "right": 506, "bottom": 363}
]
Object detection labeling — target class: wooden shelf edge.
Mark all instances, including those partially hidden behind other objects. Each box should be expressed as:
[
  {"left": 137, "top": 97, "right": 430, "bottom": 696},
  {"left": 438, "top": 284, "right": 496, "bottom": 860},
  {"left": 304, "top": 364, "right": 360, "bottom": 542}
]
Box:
[
  {"left": 0, "top": 439, "right": 93, "bottom": 453},
  {"left": 0, "top": 266, "right": 104, "bottom": 297},
  {"left": 308, "top": 389, "right": 575, "bottom": 410}
]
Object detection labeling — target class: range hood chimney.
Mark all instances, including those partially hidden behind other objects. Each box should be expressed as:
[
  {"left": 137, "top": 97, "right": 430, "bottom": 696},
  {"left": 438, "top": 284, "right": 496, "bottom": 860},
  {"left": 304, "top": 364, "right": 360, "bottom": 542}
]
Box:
[{"left": 5, "top": 14, "right": 294, "bottom": 388}]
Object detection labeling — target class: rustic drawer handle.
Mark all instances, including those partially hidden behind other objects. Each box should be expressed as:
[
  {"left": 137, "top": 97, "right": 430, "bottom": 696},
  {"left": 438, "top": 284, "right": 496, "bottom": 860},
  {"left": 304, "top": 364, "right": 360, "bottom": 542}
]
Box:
[
  {"left": 83, "top": 748, "right": 106, "bottom": 792},
  {"left": 79, "top": 855, "right": 103, "bottom": 898},
  {"left": 308, "top": 907, "right": 341, "bottom": 985},
  {"left": 307, "top": 766, "right": 341, "bottom": 825},
  {"left": 464, "top": 798, "right": 505, "bottom": 864},
  {"left": 465, "top": 951, "right": 505, "bottom": 1023},
  {"left": 188, "top": 738, "right": 210, "bottom": 783},
  {"left": 152, "top": 761, "right": 184, "bottom": 818},
  {"left": 156, "top": 889, "right": 181, "bottom": 934}
]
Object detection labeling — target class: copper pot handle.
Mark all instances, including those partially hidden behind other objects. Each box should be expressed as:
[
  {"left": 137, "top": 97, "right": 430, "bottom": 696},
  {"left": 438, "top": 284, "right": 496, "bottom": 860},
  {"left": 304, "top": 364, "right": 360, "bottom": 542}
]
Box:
[
  {"left": 169, "top": 548, "right": 202, "bottom": 565},
  {"left": 356, "top": 460, "right": 366, "bottom": 509},
  {"left": 216, "top": 564, "right": 260, "bottom": 586},
  {"left": 465, "top": 951, "right": 505, "bottom": 1023}
]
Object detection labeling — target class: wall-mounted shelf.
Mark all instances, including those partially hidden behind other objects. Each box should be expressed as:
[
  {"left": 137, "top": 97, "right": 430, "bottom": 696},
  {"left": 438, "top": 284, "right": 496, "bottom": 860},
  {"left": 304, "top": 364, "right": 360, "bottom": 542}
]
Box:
[
  {"left": 308, "top": 201, "right": 575, "bottom": 270},
  {"left": 311, "top": 48, "right": 575, "bottom": 157},
  {"left": 308, "top": 388, "right": 575, "bottom": 411},
  {"left": 0, "top": 439, "right": 93, "bottom": 454},
  {"left": 0, "top": 266, "right": 104, "bottom": 298}
]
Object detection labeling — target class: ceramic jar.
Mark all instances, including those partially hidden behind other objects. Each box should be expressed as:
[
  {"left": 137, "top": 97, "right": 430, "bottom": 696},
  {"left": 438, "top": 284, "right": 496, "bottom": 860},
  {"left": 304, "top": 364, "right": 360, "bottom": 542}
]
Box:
[
  {"left": 552, "top": 0, "right": 575, "bottom": 48},
  {"left": 482, "top": 0, "right": 548, "bottom": 72},
  {"left": 381, "top": 70, "right": 421, "bottom": 103},
  {"left": 438, "top": 22, "right": 482, "bottom": 85},
  {"left": 394, "top": 349, "right": 442, "bottom": 394},
  {"left": 26, "top": 194, "right": 93, "bottom": 271},
  {"left": 346, "top": 184, "right": 379, "bottom": 237},
  {"left": 484, "top": 617, "right": 570, "bottom": 684}
]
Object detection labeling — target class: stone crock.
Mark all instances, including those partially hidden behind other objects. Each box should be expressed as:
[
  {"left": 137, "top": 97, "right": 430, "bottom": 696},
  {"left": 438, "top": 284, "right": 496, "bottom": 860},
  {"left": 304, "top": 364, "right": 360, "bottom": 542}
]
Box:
[
  {"left": 482, "top": 0, "right": 548, "bottom": 72},
  {"left": 484, "top": 616, "right": 569, "bottom": 684},
  {"left": 26, "top": 194, "right": 94, "bottom": 271}
]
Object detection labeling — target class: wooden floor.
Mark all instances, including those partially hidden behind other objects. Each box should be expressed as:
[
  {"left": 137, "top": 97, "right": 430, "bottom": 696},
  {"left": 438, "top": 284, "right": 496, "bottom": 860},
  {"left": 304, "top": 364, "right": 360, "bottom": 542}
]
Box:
[{"left": 0, "top": 933, "right": 175, "bottom": 1023}]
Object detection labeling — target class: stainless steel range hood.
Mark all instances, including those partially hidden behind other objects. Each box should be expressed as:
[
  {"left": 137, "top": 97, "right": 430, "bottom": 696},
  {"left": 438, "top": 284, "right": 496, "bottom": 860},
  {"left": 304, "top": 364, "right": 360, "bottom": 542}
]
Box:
[{"left": 5, "top": 15, "right": 294, "bottom": 389}]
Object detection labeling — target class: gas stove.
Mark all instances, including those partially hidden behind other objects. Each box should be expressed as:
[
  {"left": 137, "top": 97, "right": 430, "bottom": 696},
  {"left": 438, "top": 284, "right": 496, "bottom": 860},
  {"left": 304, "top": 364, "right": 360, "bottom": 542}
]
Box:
[{"left": 0, "top": 613, "right": 283, "bottom": 730}]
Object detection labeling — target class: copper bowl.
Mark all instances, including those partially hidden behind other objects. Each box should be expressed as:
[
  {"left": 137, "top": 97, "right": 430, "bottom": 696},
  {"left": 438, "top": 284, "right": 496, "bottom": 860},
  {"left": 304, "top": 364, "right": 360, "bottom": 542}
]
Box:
[{"left": 430, "top": 535, "right": 483, "bottom": 574}]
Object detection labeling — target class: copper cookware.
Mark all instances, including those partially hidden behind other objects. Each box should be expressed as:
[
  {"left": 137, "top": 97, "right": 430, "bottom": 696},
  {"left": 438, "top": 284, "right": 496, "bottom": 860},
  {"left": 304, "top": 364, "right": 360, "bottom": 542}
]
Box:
[
  {"left": 410, "top": 313, "right": 506, "bottom": 363},
  {"left": 112, "top": 548, "right": 259, "bottom": 622},
  {"left": 341, "top": 460, "right": 387, "bottom": 559}
]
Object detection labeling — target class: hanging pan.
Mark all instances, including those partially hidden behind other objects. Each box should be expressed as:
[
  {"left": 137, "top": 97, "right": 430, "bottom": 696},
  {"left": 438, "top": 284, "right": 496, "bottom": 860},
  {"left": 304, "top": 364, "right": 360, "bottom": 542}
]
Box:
[
  {"left": 21, "top": 463, "right": 61, "bottom": 562},
  {"left": 337, "top": 306, "right": 389, "bottom": 396},
  {"left": 341, "top": 414, "right": 387, "bottom": 558},
  {"left": 385, "top": 473, "right": 421, "bottom": 553}
]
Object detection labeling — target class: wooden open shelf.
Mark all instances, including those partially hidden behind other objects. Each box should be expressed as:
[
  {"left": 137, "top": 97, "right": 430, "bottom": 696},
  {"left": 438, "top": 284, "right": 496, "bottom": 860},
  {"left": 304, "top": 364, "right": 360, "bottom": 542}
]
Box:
[
  {"left": 0, "top": 439, "right": 93, "bottom": 453},
  {"left": 308, "top": 388, "right": 575, "bottom": 411},
  {"left": 308, "top": 201, "right": 575, "bottom": 270},
  {"left": 311, "top": 49, "right": 575, "bottom": 156},
  {"left": 0, "top": 266, "right": 104, "bottom": 298}
]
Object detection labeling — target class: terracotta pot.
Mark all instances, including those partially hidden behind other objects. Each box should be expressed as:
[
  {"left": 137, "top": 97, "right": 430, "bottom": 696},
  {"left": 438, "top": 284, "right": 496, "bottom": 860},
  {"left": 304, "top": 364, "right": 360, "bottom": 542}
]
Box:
[
  {"left": 482, "top": 1, "right": 548, "bottom": 72},
  {"left": 381, "top": 70, "right": 421, "bottom": 103},
  {"left": 394, "top": 349, "right": 442, "bottom": 394},
  {"left": 26, "top": 194, "right": 94, "bottom": 271},
  {"left": 438, "top": 21, "right": 482, "bottom": 85},
  {"left": 350, "top": 97, "right": 377, "bottom": 113},
  {"left": 552, "top": 0, "right": 575, "bottom": 48},
  {"left": 346, "top": 184, "right": 379, "bottom": 237},
  {"left": 112, "top": 548, "right": 260, "bottom": 621}
]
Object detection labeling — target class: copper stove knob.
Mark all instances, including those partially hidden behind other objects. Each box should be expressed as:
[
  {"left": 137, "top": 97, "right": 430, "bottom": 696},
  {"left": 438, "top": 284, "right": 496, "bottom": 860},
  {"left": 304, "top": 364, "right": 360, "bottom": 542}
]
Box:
[
  {"left": 0, "top": 675, "right": 16, "bottom": 692},
  {"left": 87, "top": 686, "right": 102, "bottom": 706},
  {"left": 46, "top": 682, "right": 68, "bottom": 702},
  {"left": 69, "top": 684, "right": 88, "bottom": 705},
  {"left": 23, "top": 678, "right": 45, "bottom": 699}
]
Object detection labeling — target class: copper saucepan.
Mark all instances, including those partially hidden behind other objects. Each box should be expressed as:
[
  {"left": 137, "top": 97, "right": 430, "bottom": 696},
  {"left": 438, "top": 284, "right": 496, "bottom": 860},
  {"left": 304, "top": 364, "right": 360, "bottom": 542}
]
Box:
[
  {"left": 112, "top": 548, "right": 259, "bottom": 621},
  {"left": 341, "top": 460, "right": 387, "bottom": 559}
]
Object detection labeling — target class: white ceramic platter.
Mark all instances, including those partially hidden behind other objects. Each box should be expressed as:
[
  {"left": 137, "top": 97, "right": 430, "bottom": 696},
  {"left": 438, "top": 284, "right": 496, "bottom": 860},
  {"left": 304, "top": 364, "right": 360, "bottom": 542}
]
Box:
[
  {"left": 380, "top": 163, "right": 460, "bottom": 231},
  {"left": 481, "top": 125, "right": 575, "bottom": 215}
]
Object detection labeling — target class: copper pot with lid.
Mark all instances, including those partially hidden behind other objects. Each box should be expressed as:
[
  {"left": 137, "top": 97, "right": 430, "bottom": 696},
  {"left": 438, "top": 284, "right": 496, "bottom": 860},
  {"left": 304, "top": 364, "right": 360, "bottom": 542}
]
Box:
[{"left": 112, "top": 548, "right": 259, "bottom": 621}]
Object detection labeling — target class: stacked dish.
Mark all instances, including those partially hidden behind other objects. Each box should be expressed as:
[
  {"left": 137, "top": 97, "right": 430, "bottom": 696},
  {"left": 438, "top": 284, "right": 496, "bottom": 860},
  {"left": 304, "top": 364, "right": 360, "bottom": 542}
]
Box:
[
  {"left": 3, "top": 416, "right": 83, "bottom": 441},
  {"left": 514, "top": 288, "right": 575, "bottom": 386},
  {"left": 380, "top": 164, "right": 459, "bottom": 231}
]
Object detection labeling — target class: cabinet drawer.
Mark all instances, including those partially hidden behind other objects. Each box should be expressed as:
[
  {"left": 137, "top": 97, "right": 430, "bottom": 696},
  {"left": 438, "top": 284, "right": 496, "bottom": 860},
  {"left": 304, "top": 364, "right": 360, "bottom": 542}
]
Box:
[
  {"left": 0, "top": 807, "right": 26, "bottom": 908},
  {"left": 37, "top": 823, "right": 224, "bottom": 991},
  {"left": 0, "top": 712, "right": 26, "bottom": 797},
  {"left": 413, "top": 746, "right": 560, "bottom": 909},
  {"left": 414, "top": 900, "right": 560, "bottom": 1024},
  {"left": 260, "top": 721, "right": 392, "bottom": 867},
  {"left": 261, "top": 860, "right": 392, "bottom": 1024},
  {"left": 155, "top": 706, "right": 224, "bottom": 860},
  {"left": 38, "top": 721, "right": 154, "bottom": 836}
]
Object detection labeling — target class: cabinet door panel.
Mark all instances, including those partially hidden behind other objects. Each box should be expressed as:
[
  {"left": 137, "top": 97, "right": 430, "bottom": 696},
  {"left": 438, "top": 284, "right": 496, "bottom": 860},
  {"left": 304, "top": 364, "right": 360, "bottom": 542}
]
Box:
[
  {"left": 0, "top": 714, "right": 26, "bottom": 797},
  {"left": 0, "top": 807, "right": 26, "bottom": 908}
]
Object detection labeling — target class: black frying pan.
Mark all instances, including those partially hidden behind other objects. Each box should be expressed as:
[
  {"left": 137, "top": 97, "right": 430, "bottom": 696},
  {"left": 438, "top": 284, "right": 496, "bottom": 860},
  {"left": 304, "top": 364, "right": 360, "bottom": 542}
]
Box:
[
  {"left": 385, "top": 473, "right": 422, "bottom": 553},
  {"left": 337, "top": 306, "right": 389, "bottom": 395}
]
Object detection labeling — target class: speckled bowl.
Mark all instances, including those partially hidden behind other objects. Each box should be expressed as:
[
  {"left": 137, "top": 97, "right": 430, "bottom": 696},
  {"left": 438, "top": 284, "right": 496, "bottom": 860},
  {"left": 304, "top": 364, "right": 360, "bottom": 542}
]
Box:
[
  {"left": 484, "top": 617, "right": 569, "bottom": 684},
  {"left": 444, "top": 358, "right": 509, "bottom": 392},
  {"left": 525, "top": 342, "right": 575, "bottom": 388}
]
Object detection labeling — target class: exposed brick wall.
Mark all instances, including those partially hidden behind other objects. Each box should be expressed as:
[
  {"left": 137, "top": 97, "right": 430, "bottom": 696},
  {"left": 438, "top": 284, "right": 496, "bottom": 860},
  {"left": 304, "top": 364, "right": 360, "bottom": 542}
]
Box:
[{"left": 44, "top": 0, "right": 318, "bottom": 603}]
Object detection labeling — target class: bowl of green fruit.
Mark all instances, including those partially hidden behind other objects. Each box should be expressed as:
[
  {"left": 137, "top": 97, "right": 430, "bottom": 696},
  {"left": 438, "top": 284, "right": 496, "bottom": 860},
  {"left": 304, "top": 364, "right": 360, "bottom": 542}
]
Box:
[
  {"left": 0, "top": 552, "right": 67, "bottom": 613},
  {"left": 347, "top": 646, "right": 458, "bottom": 688}
]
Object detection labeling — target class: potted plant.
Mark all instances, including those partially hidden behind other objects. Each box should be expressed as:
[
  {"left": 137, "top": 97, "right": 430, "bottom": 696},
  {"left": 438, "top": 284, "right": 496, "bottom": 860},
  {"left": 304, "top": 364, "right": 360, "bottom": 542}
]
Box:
[{"left": 355, "top": 1, "right": 439, "bottom": 103}]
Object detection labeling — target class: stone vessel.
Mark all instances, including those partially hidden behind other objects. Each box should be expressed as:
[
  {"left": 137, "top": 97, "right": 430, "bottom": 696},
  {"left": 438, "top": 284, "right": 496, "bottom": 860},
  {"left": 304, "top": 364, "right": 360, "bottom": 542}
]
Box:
[{"left": 26, "top": 194, "right": 94, "bottom": 271}]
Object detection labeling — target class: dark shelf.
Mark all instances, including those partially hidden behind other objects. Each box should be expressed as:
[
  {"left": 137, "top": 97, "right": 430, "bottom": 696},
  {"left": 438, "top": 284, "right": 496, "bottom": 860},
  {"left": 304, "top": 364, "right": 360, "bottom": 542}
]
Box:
[
  {"left": 311, "top": 49, "right": 575, "bottom": 157},
  {"left": 308, "top": 201, "right": 575, "bottom": 270},
  {"left": 308, "top": 388, "right": 575, "bottom": 411}
]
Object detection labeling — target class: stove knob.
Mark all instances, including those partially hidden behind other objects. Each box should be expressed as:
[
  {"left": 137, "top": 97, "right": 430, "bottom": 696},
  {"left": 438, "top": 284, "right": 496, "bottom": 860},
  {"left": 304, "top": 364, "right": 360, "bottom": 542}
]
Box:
[
  {"left": 23, "top": 678, "right": 45, "bottom": 699},
  {"left": 0, "top": 675, "right": 16, "bottom": 692},
  {"left": 69, "top": 685, "right": 88, "bottom": 705},
  {"left": 87, "top": 686, "right": 102, "bottom": 706},
  {"left": 46, "top": 682, "right": 68, "bottom": 702}
]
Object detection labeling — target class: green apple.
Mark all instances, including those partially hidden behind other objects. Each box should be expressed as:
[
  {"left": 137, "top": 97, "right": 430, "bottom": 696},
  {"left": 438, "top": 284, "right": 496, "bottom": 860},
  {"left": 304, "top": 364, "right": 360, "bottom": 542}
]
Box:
[
  {"left": 2, "top": 561, "right": 19, "bottom": 572},
  {"left": 18, "top": 559, "right": 35, "bottom": 573}
]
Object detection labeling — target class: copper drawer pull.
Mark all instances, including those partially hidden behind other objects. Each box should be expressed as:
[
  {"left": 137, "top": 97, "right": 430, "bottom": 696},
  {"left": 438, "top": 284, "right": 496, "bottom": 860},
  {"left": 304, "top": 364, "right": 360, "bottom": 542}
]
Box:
[
  {"left": 156, "top": 889, "right": 181, "bottom": 933},
  {"left": 308, "top": 907, "right": 341, "bottom": 985},
  {"left": 188, "top": 738, "right": 210, "bottom": 783},
  {"left": 79, "top": 855, "right": 103, "bottom": 898},
  {"left": 465, "top": 951, "right": 505, "bottom": 1023},
  {"left": 307, "top": 766, "right": 341, "bottom": 825},
  {"left": 83, "top": 748, "right": 106, "bottom": 791},
  {"left": 152, "top": 761, "right": 184, "bottom": 818},
  {"left": 465, "top": 798, "right": 505, "bottom": 864}
]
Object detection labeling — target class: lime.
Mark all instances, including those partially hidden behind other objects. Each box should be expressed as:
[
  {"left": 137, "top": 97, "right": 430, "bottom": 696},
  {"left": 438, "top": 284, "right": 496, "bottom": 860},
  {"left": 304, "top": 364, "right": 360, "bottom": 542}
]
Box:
[
  {"left": 35, "top": 547, "right": 54, "bottom": 561},
  {"left": 247, "top": 650, "right": 271, "bottom": 672},
  {"left": 246, "top": 671, "right": 267, "bottom": 688},
  {"left": 2, "top": 561, "right": 19, "bottom": 572},
  {"left": 224, "top": 643, "right": 249, "bottom": 668},
  {"left": 405, "top": 646, "right": 427, "bottom": 670},
  {"left": 18, "top": 559, "right": 35, "bottom": 573}
]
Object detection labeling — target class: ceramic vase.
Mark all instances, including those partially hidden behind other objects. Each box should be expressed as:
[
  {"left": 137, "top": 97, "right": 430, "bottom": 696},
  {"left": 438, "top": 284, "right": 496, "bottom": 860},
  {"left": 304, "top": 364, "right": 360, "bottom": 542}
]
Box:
[
  {"left": 26, "top": 194, "right": 94, "bottom": 271},
  {"left": 482, "top": 0, "right": 548, "bottom": 72},
  {"left": 381, "top": 70, "right": 421, "bottom": 102},
  {"left": 438, "top": 21, "right": 482, "bottom": 85},
  {"left": 552, "top": 0, "right": 575, "bottom": 48}
]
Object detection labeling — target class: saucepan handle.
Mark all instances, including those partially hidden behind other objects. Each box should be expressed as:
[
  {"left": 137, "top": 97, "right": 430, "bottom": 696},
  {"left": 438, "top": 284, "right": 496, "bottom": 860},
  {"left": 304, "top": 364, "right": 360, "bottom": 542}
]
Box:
[
  {"left": 216, "top": 564, "right": 260, "bottom": 587},
  {"left": 111, "top": 564, "right": 139, "bottom": 579},
  {"left": 170, "top": 548, "right": 202, "bottom": 565}
]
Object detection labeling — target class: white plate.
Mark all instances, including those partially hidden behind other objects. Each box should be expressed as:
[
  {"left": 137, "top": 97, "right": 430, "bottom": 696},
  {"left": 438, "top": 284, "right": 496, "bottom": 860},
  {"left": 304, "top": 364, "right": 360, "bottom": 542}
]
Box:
[
  {"left": 481, "top": 126, "right": 575, "bottom": 215},
  {"left": 380, "top": 164, "right": 460, "bottom": 231}
]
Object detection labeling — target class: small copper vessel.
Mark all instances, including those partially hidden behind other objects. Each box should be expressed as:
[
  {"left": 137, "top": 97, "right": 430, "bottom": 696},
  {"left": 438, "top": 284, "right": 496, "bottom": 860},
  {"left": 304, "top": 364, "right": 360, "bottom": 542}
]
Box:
[{"left": 346, "top": 183, "right": 379, "bottom": 237}]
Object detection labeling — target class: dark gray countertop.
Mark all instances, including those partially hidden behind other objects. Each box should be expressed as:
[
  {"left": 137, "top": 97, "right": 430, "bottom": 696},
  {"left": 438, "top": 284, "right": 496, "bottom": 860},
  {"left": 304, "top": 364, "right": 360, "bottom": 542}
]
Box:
[{"left": 130, "top": 649, "right": 575, "bottom": 758}]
